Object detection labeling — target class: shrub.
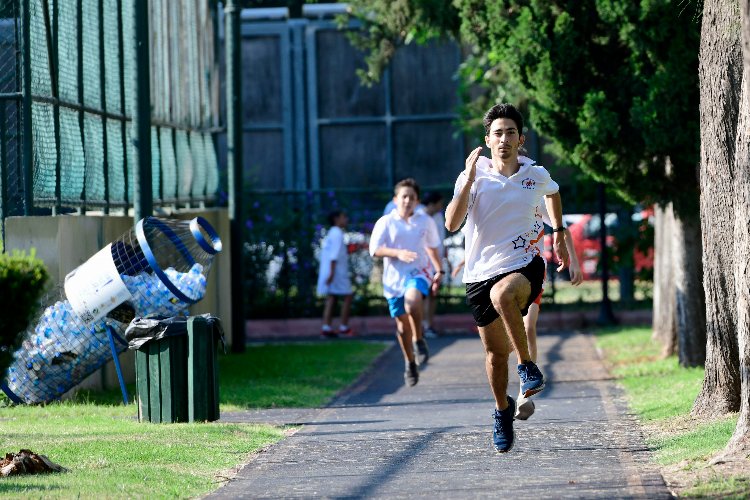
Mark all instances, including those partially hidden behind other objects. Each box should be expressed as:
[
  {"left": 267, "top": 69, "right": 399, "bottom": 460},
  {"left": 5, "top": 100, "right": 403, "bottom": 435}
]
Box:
[{"left": 0, "top": 249, "right": 49, "bottom": 375}]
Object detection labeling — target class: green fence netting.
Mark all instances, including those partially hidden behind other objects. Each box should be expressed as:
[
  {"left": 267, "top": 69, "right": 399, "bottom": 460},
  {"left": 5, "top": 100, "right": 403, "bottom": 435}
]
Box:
[{"left": 0, "top": 0, "right": 220, "bottom": 223}]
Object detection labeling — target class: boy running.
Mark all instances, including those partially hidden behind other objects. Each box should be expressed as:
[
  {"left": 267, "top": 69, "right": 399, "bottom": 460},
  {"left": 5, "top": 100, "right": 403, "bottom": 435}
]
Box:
[{"left": 370, "top": 178, "right": 444, "bottom": 386}]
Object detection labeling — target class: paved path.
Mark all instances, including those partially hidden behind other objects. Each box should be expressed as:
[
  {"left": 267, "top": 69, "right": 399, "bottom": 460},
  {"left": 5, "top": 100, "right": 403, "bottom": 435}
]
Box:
[{"left": 208, "top": 331, "right": 670, "bottom": 499}]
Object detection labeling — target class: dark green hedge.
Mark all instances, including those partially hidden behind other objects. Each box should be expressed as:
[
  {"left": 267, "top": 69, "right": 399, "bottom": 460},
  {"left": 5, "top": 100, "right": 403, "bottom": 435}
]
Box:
[{"left": 0, "top": 249, "right": 49, "bottom": 376}]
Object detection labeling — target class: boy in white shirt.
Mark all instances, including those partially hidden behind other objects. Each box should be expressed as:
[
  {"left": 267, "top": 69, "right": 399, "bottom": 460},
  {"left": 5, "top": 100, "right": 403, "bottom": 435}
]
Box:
[
  {"left": 317, "top": 210, "right": 354, "bottom": 338},
  {"left": 445, "top": 103, "right": 570, "bottom": 453},
  {"left": 370, "top": 178, "right": 444, "bottom": 387}
]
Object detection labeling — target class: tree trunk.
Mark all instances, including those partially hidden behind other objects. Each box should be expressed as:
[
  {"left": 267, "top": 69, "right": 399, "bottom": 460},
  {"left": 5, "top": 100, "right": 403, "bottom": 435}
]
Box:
[
  {"left": 652, "top": 204, "right": 677, "bottom": 357},
  {"left": 692, "top": 0, "right": 743, "bottom": 418},
  {"left": 671, "top": 210, "right": 706, "bottom": 367},
  {"left": 721, "top": 0, "right": 750, "bottom": 459}
]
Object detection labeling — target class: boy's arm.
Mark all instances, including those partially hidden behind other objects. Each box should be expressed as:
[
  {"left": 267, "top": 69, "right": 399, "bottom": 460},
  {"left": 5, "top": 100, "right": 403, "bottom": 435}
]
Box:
[{"left": 372, "top": 246, "right": 418, "bottom": 262}]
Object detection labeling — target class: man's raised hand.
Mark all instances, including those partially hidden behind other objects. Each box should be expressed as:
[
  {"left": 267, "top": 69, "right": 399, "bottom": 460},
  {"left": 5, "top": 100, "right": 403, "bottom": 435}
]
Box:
[{"left": 465, "top": 146, "right": 482, "bottom": 181}]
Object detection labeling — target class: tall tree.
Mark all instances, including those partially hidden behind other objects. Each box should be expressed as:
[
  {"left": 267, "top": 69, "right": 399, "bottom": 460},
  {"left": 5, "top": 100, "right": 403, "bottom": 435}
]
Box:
[
  {"left": 460, "top": 0, "right": 707, "bottom": 365},
  {"left": 344, "top": 0, "right": 706, "bottom": 365},
  {"left": 693, "top": 0, "right": 743, "bottom": 418},
  {"left": 721, "top": 0, "right": 750, "bottom": 455}
]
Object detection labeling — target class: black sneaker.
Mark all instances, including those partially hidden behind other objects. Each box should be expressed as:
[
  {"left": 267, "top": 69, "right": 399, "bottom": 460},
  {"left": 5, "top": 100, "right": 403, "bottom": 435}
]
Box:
[
  {"left": 493, "top": 396, "right": 516, "bottom": 453},
  {"left": 404, "top": 361, "right": 419, "bottom": 386},
  {"left": 415, "top": 339, "right": 430, "bottom": 366},
  {"left": 517, "top": 361, "right": 545, "bottom": 397}
]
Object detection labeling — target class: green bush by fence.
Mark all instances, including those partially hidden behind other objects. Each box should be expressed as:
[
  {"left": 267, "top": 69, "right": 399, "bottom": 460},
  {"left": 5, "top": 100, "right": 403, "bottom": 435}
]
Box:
[{"left": 0, "top": 248, "right": 49, "bottom": 374}]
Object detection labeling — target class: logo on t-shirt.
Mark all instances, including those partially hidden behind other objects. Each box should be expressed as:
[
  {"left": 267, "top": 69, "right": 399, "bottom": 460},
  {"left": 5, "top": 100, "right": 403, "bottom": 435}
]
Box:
[{"left": 521, "top": 178, "right": 536, "bottom": 190}]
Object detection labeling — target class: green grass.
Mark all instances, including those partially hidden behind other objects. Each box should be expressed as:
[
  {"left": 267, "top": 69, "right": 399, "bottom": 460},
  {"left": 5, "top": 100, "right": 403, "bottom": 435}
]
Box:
[
  {"left": 594, "top": 326, "right": 743, "bottom": 497},
  {"left": 0, "top": 340, "right": 388, "bottom": 498},
  {"left": 219, "top": 341, "right": 388, "bottom": 410}
]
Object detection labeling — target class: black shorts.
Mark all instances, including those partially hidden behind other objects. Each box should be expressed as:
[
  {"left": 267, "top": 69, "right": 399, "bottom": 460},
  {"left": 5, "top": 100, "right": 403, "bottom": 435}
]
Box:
[{"left": 465, "top": 255, "right": 545, "bottom": 327}]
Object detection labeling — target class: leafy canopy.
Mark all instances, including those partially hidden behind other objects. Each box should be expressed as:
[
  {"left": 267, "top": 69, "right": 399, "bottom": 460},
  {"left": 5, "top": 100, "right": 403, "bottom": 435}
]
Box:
[{"left": 345, "top": 0, "right": 701, "bottom": 212}]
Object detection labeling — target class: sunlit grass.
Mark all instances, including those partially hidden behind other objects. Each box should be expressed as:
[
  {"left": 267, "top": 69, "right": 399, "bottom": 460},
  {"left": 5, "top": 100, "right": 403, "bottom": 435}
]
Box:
[
  {"left": 594, "top": 326, "right": 744, "bottom": 497},
  {"left": 0, "top": 340, "right": 387, "bottom": 498}
]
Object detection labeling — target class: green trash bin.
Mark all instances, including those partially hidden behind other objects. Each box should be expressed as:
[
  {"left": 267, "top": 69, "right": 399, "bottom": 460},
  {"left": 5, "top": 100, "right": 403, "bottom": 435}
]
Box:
[{"left": 127, "top": 315, "right": 222, "bottom": 423}]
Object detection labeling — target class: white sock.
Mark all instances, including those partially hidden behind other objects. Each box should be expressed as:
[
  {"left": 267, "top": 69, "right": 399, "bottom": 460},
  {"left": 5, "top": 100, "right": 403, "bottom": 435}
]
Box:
[{"left": 322, "top": 324, "right": 332, "bottom": 332}]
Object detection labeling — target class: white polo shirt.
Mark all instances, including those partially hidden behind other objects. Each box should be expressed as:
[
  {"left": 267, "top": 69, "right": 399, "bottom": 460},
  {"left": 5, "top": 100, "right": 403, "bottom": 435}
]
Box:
[
  {"left": 455, "top": 155, "right": 559, "bottom": 283},
  {"left": 369, "top": 209, "right": 440, "bottom": 299}
]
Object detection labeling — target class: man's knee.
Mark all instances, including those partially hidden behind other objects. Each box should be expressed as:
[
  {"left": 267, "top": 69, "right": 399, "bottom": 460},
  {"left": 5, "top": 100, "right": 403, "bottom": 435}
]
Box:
[{"left": 491, "top": 277, "right": 530, "bottom": 311}]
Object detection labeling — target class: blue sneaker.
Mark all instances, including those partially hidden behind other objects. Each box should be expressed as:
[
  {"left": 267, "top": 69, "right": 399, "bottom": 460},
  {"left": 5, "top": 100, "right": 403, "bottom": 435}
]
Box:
[
  {"left": 518, "top": 361, "right": 545, "bottom": 397},
  {"left": 492, "top": 396, "right": 516, "bottom": 453}
]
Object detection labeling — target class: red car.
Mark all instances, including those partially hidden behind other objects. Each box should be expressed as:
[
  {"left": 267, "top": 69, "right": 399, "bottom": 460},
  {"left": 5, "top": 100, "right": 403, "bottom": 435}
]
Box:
[{"left": 545, "top": 209, "right": 654, "bottom": 280}]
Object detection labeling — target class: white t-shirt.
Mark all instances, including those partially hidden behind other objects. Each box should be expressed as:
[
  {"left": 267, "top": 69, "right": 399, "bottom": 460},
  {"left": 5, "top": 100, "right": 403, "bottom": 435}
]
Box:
[
  {"left": 316, "top": 226, "right": 352, "bottom": 296},
  {"left": 369, "top": 209, "right": 440, "bottom": 299},
  {"left": 455, "top": 155, "right": 559, "bottom": 283}
]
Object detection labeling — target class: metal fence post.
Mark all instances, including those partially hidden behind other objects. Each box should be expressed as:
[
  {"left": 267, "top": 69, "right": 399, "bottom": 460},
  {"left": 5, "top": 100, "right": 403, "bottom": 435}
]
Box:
[
  {"left": 132, "top": 0, "right": 152, "bottom": 221},
  {"left": 21, "top": 0, "right": 32, "bottom": 215},
  {"left": 225, "top": 0, "right": 245, "bottom": 352}
]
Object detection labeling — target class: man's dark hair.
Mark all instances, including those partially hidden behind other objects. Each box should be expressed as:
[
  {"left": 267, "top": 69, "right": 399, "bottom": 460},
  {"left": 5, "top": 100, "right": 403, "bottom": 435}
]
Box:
[
  {"left": 483, "top": 103, "right": 524, "bottom": 136},
  {"left": 394, "top": 177, "right": 420, "bottom": 199},
  {"left": 422, "top": 191, "right": 444, "bottom": 206},
  {"left": 327, "top": 209, "right": 344, "bottom": 226}
]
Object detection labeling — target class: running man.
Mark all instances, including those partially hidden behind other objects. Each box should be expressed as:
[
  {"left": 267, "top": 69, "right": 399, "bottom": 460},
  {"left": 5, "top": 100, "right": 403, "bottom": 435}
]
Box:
[{"left": 445, "top": 103, "right": 569, "bottom": 453}]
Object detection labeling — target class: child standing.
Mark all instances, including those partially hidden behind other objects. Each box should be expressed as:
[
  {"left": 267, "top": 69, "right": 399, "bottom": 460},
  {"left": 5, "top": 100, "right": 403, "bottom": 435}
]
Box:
[
  {"left": 369, "top": 178, "right": 444, "bottom": 386},
  {"left": 317, "top": 210, "right": 354, "bottom": 338}
]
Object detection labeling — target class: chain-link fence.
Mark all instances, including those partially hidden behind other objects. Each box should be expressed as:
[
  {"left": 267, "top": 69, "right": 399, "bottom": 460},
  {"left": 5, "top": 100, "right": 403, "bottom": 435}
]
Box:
[
  {"left": 1, "top": 0, "right": 221, "bottom": 245},
  {"left": 0, "top": 1, "right": 23, "bottom": 236}
]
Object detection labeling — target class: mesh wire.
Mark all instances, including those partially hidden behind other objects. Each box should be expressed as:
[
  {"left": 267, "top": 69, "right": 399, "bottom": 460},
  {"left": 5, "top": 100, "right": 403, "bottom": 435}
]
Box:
[
  {"left": 59, "top": 108, "right": 84, "bottom": 202},
  {"left": 150, "top": 126, "right": 160, "bottom": 200},
  {"left": 106, "top": 119, "right": 125, "bottom": 203},
  {"left": 121, "top": 0, "right": 133, "bottom": 117},
  {"left": 57, "top": 0, "right": 78, "bottom": 104},
  {"left": 159, "top": 127, "right": 177, "bottom": 200},
  {"left": 150, "top": 0, "right": 167, "bottom": 122},
  {"left": 175, "top": 129, "right": 193, "bottom": 200},
  {"left": 4, "top": 216, "right": 221, "bottom": 404},
  {"left": 0, "top": 6, "right": 24, "bottom": 221},
  {"left": 5, "top": 0, "right": 219, "bottom": 222},
  {"left": 103, "top": 0, "right": 121, "bottom": 115},
  {"left": 125, "top": 121, "right": 134, "bottom": 202},
  {"left": 204, "top": 133, "right": 219, "bottom": 196},
  {"left": 189, "top": 130, "right": 206, "bottom": 197},
  {"left": 29, "top": 0, "right": 51, "bottom": 95},
  {"left": 82, "top": 0, "right": 101, "bottom": 110},
  {"left": 31, "top": 102, "right": 56, "bottom": 200},
  {"left": 83, "top": 114, "right": 105, "bottom": 202}
]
